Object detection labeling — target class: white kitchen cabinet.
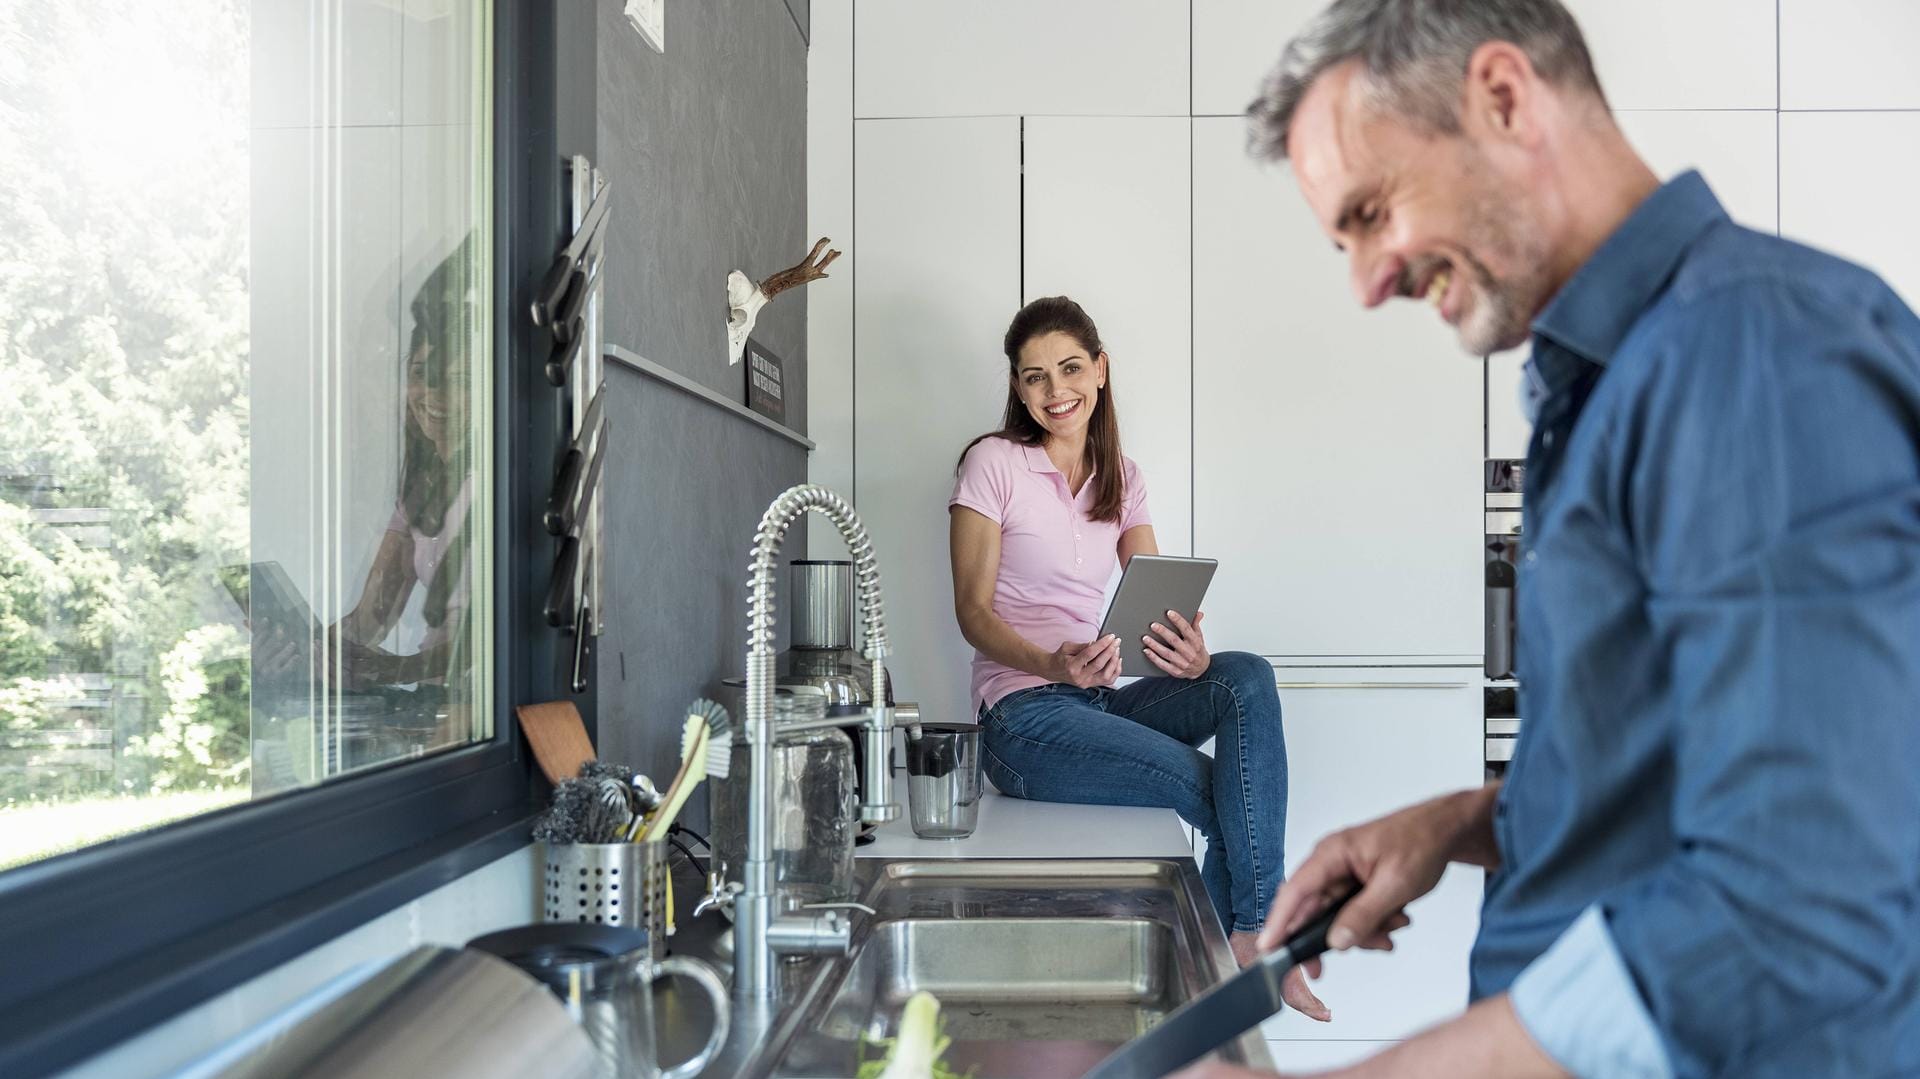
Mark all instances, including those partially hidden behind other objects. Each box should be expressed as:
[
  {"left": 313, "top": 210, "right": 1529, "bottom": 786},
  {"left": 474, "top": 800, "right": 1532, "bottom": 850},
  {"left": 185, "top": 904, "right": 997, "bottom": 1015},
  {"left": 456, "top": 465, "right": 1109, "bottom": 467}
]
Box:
[
  {"left": 1490, "top": 108, "right": 1780, "bottom": 462},
  {"left": 1262, "top": 668, "right": 1483, "bottom": 1042},
  {"left": 1191, "top": 117, "right": 1482, "bottom": 660},
  {"left": 1024, "top": 117, "right": 1193, "bottom": 556},
  {"left": 1192, "top": 0, "right": 1319, "bottom": 118},
  {"left": 1780, "top": 112, "right": 1920, "bottom": 311},
  {"left": 852, "top": 117, "right": 1021, "bottom": 727},
  {"left": 1561, "top": 0, "right": 1774, "bottom": 111},
  {"left": 1615, "top": 110, "right": 1778, "bottom": 234},
  {"left": 1267, "top": 1040, "right": 1399, "bottom": 1072},
  {"left": 1782, "top": 0, "right": 1920, "bottom": 110},
  {"left": 853, "top": 1, "right": 1187, "bottom": 119},
  {"left": 807, "top": 0, "right": 856, "bottom": 557},
  {"left": 1194, "top": 0, "right": 1774, "bottom": 118}
]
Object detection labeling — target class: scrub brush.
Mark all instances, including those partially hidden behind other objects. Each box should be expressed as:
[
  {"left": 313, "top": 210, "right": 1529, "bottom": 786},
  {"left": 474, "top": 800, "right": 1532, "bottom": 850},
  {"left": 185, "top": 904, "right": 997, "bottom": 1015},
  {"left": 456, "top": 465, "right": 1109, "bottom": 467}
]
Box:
[
  {"left": 690, "top": 697, "right": 731, "bottom": 780},
  {"left": 641, "top": 715, "right": 710, "bottom": 842}
]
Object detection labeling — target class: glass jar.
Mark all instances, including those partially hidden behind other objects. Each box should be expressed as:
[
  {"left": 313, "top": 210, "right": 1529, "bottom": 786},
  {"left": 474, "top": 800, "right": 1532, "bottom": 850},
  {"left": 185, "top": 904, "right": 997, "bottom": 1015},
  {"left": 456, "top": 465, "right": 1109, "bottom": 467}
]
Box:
[{"left": 709, "top": 687, "right": 857, "bottom": 912}]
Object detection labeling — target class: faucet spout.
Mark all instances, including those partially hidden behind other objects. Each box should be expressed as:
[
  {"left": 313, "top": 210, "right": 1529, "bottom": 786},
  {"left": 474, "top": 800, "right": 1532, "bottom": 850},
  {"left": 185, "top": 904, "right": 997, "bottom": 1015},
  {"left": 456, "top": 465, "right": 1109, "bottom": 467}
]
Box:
[{"left": 736, "top": 484, "right": 898, "bottom": 1002}]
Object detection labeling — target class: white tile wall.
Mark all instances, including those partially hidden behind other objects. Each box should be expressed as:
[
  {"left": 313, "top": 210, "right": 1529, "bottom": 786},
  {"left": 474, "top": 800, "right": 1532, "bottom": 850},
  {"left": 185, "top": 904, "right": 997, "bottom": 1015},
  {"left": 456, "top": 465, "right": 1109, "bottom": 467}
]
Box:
[
  {"left": 1022, "top": 116, "right": 1194, "bottom": 557},
  {"left": 851, "top": 117, "right": 1021, "bottom": 725},
  {"left": 853, "top": 0, "right": 1189, "bottom": 119},
  {"left": 1780, "top": 111, "right": 1920, "bottom": 308},
  {"left": 1562, "top": 0, "right": 1776, "bottom": 110},
  {"left": 807, "top": 0, "right": 856, "bottom": 557},
  {"left": 1192, "top": 0, "right": 1319, "bottom": 117},
  {"left": 1782, "top": 0, "right": 1920, "bottom": 110}
]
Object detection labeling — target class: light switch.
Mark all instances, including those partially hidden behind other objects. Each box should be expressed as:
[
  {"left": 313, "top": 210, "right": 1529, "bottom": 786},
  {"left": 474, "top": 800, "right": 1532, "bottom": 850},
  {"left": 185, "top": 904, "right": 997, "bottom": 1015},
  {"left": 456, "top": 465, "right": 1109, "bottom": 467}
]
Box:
[{"left": 624, "top": 0, "right": 664, "bottom": 54}]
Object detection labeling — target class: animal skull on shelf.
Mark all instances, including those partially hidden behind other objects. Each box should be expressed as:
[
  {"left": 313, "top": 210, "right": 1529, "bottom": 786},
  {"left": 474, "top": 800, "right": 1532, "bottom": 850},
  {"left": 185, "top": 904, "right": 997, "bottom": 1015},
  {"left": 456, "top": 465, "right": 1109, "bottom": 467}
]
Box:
[{"left": 727, "top": 237, "right": 841, "bottom": 365}]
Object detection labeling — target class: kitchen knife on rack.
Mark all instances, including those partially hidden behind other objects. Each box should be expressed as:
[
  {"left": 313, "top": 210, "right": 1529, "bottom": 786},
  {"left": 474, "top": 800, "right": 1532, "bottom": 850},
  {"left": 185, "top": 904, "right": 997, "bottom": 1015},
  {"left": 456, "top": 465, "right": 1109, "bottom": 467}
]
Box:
[
  {"left": 543, "top": 423, "right": 610, "bottom": 628},
  {"left": 530, "top": 184, "right": 612, "bottom": 327},
  {"left": 1082, "top": 890, "right": 1356, "bottom": 1079},
  {"left": 545, "top": 385, "right": 607, "bottom": 535}
]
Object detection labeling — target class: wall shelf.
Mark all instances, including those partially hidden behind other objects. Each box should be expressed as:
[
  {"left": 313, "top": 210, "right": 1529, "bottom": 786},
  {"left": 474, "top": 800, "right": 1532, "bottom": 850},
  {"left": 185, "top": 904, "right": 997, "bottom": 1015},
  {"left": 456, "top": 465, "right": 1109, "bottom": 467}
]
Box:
[{"left": 605, "top": 344, "right": 814, "bottom": 451}]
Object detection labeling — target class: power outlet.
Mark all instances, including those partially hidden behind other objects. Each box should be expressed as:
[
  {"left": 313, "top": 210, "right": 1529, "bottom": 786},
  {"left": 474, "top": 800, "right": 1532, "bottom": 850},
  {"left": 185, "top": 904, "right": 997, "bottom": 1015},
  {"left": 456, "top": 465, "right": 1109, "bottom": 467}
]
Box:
[{"left": 624, "top": 0, "right": 664, "bottom": 53}]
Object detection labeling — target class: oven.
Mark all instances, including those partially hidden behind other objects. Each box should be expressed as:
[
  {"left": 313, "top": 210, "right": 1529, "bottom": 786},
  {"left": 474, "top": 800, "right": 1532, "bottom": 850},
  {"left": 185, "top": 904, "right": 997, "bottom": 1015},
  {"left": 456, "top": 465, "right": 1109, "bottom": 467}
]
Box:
[{"left": 1484, "top": 458, "right": 1524, "bottom": 777}]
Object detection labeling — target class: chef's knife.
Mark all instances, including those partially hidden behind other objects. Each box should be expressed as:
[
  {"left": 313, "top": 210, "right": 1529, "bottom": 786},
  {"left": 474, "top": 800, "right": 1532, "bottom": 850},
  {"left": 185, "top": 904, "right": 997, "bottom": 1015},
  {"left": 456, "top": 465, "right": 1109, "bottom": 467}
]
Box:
[{"left": 1082, "top": 890, "right": 1355, "bottom": 1079}]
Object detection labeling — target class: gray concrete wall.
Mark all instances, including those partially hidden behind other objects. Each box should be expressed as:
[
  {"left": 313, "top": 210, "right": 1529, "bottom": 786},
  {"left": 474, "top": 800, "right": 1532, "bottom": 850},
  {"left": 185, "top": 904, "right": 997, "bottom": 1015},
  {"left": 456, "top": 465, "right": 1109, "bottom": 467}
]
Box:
[{"left": 594, "top": 0, "right": 810, "bottom": 822}]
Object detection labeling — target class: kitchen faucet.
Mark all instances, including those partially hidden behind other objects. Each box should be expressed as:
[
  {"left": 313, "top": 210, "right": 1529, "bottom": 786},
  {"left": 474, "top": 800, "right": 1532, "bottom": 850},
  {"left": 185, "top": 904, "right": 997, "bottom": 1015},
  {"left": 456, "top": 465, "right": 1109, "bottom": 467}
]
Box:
[{"left": 728, "top": 484, "right": 912, "bottom": 1002}]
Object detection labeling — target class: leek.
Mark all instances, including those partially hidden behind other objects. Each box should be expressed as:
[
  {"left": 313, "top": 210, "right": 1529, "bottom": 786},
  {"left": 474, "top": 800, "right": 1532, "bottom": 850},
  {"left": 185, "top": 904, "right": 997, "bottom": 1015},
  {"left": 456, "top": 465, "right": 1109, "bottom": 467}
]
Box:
[{"left": 854, "top": 991, "right": 970, "bottom": 1079}]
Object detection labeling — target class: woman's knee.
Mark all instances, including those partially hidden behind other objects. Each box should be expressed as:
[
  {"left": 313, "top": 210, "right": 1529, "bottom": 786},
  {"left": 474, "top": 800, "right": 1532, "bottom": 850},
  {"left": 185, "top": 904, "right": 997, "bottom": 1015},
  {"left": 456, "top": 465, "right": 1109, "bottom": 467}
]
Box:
[{"left": 1209, "top": 651, "right": 1279, "bottom": 706}]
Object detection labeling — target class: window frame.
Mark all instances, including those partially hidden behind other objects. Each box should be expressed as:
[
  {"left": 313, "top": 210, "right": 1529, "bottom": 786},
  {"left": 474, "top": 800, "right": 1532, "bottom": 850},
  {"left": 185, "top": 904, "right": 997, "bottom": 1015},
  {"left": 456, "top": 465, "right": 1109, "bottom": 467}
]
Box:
[{"left": 0, "top": 3, "right": 595, "bottom": 1075}]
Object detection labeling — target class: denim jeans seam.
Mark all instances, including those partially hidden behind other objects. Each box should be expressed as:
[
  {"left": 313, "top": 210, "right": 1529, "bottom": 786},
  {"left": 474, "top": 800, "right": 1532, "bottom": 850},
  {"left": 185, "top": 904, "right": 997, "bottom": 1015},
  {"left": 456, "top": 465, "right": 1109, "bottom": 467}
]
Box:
[
  {"left": 981, "top": 741, "right": 1027, "bottom": 798},
  {"left": 1226, "top": 677, "right": 1266, "bottom": 930}
]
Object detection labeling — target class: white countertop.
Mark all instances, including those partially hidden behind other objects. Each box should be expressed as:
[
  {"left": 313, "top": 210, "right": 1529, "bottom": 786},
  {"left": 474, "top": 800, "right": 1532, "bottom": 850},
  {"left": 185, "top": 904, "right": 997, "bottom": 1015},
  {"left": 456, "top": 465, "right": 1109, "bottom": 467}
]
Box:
[{"left": 859, "top": 790, "right": 1194, "bottom": 860}]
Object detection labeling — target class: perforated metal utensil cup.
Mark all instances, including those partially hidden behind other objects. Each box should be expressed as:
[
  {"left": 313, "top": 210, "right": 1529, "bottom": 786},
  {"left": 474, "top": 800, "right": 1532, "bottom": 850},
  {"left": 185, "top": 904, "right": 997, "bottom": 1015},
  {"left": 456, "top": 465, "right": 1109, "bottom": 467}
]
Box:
[{"left": 543, "top": 840, "right": 670, "bottom": 960}]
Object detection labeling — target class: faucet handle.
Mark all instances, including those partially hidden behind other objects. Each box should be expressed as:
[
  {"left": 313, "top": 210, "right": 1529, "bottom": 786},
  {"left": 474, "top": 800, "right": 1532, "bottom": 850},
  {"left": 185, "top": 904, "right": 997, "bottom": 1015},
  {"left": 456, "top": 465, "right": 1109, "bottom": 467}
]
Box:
[{"left": 693, "top": 863, "right": 741, "bottom": 920}]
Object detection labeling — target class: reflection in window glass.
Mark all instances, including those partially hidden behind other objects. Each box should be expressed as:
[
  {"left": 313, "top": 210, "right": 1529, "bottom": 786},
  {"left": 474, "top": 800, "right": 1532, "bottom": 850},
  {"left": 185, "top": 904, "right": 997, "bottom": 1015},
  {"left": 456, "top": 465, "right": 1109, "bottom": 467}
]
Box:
[{"left": 0, "top": 0, "right": 493, "bottom": 870}]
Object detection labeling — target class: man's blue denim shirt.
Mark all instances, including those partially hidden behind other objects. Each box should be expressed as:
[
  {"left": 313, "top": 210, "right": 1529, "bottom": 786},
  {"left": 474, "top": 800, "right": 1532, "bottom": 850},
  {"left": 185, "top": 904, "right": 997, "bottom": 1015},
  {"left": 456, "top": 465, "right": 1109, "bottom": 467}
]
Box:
[{"left": 1476, "top": 171, "right": 1920, "bottom": 1077}]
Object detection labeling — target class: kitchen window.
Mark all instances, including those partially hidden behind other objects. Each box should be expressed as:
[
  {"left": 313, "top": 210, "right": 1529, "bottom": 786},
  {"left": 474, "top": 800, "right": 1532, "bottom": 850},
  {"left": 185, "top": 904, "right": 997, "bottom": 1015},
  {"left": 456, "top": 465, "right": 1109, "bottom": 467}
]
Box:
[
  {"left": 0, "top": 0, "right": 492, "bottom": 867},
  {"left": 0, "top": 1, "right": 576, "bottom": 1074}
]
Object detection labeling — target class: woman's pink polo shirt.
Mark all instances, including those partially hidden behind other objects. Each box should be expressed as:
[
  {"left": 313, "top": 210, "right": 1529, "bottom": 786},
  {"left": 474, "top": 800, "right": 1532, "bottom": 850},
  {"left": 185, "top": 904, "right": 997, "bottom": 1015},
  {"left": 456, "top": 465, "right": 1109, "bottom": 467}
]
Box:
[{"left": 948, "top": 435, "right": 1152, "bottom": 712}]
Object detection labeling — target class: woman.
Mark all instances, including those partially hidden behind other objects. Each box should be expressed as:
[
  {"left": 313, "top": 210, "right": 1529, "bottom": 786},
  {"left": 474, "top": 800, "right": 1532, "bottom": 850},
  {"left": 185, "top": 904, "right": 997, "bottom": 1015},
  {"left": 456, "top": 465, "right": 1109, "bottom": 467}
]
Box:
[
  {"left": 332, "top": 239, "right": 479, "bottom": 743},
  {"left": 948, "top": 296, "right": 1327, "bottom": 1017}
]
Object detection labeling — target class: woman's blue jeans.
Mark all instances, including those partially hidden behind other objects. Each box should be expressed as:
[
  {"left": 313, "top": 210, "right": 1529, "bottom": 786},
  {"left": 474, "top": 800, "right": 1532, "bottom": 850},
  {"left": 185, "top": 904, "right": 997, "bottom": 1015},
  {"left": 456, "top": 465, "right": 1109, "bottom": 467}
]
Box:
[{"left": 978, "top": 650, "right": 1288, "bottom": 933}]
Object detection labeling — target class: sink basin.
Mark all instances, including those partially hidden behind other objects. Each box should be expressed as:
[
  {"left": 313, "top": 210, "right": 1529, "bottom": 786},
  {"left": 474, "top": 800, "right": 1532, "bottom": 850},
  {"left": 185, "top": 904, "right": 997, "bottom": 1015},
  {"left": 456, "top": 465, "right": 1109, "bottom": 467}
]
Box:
[{"left": 750, "top": 859, "right": 1273, "bottom": 1079}]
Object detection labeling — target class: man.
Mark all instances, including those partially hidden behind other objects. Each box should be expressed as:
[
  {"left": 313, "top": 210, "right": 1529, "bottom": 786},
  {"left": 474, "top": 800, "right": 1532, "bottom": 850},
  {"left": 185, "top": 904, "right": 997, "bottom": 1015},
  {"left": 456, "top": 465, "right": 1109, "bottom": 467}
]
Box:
[{"left": 1182, "top": 1, "right": 1920, "bottom": 1077}]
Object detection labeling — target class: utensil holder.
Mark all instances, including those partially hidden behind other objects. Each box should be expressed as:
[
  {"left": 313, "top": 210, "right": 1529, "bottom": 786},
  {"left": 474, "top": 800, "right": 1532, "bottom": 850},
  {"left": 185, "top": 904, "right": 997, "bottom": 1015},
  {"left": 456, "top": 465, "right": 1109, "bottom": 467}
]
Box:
[{"left": 542, "top": 841, "right": 669, "bottom": 960}]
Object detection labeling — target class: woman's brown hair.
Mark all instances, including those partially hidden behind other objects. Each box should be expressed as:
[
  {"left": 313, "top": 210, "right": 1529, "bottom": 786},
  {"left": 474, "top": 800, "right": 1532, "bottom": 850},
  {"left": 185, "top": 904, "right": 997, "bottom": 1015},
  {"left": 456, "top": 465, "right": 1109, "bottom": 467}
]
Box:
[{"left": 957, "top": 296, "right": 1127, "bottom": 523}]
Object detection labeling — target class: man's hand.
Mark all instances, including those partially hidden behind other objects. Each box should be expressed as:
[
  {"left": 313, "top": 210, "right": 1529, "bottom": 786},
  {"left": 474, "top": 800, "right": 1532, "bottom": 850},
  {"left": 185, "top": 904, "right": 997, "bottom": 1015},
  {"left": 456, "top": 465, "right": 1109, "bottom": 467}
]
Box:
[
  {"left": 1261, "top": 787, "right": 1500, "bottom": 964},
  {"left": 1049, "top": 634, "right": 1122, "bottom": 688}
]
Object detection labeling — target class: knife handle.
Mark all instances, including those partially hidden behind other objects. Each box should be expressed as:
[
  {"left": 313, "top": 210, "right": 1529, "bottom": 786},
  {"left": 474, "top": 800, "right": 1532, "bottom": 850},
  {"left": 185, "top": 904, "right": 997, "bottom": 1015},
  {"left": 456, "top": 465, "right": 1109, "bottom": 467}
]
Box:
[{"left": 1276, "top": 888, "right": 1357, "bottom": 965}]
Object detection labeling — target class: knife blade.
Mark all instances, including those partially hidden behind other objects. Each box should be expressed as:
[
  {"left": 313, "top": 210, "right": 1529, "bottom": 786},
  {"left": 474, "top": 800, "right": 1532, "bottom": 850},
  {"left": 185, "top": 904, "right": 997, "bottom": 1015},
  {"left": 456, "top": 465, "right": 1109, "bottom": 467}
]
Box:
[{"left": 1083, "top": 890, "right": 1354, "bottom": 1079}]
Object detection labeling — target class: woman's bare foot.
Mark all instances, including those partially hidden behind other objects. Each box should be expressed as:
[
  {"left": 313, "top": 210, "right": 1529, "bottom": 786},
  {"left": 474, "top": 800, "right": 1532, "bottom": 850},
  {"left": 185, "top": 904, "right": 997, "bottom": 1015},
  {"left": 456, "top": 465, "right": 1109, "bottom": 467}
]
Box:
[{"left": 1228, "top": 931, "right": 1332, "bottom": 1022}]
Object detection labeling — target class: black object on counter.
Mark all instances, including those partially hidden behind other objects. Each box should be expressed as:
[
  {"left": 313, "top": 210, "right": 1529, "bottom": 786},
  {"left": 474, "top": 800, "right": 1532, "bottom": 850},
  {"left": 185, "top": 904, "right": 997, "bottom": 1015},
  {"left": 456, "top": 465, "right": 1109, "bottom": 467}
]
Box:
[
  {"left": 1083, "top": 889, "right": 1357, "bottom": 1079},
  {"left": 466, "top": 923, "right": 649, "bottom": 994},
  {"left": 904, "top": 722, "right": 983, "bottom": 780}
]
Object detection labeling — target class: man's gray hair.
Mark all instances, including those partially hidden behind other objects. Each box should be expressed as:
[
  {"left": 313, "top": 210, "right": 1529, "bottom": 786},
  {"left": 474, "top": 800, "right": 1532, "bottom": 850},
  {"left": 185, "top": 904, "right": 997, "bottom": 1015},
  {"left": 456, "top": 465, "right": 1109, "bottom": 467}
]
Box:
[{"left": 1248, "top": 0, "right": 1604, "bottom": 161}]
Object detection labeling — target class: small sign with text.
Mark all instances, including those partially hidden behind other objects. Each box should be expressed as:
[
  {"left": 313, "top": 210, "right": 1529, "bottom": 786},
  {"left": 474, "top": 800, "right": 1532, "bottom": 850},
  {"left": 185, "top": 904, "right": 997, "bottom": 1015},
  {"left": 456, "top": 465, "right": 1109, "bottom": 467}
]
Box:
[{"left": 744, "top": 338, "right": 785, "bottom": 424}]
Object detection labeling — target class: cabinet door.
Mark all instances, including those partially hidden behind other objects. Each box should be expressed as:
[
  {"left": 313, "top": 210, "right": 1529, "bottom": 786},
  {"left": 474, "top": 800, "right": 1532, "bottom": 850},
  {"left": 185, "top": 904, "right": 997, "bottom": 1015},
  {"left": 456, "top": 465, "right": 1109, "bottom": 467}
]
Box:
[
  {"left": 1781, "top": 0, "right": 1920, "bottom": 110},
  {"left": 853, "top": 1, "right": 1186, "bottom": 119},
  {"left": 1560, "top": 0, "right": 1775, "bottom": 110},
  {"left": 1781, "top": 112, "right": 1920, "bottom": 310},
  {"left": 1263, "top": 669, "right": 1484, "bottom": 1042},
  {"left": 852, "top": 118, "right": 1021, "bottom": 726},
  {"left": 1024, "top": 117, "right": 1192, "bottom": 556},
  {"left": 1191, "top": 117, "right": 1482, "bottom": 659},
  {"left": 1192, "top": 1, "right": 1319, "bottom": 118}
]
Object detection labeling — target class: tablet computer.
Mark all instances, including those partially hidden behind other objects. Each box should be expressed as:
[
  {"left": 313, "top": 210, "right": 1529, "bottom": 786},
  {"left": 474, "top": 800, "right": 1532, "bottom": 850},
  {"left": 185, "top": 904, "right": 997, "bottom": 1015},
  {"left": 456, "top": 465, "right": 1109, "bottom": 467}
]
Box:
[{"left": 1097, "top": 554, "right": 1219, "bottom": 678}]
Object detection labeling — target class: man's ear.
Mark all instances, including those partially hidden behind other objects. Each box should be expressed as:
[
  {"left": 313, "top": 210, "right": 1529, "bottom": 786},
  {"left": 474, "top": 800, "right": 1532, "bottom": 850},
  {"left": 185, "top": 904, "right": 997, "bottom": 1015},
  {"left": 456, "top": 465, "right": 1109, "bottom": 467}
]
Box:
[{"left": 1463, "top": 41, "right": 1545, "bottom": 149}]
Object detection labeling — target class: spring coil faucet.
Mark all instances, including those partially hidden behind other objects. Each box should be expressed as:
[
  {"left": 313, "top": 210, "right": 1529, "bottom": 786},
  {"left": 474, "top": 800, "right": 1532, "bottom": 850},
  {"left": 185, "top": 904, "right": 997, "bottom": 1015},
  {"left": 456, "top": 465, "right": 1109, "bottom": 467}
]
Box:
[{"left": 735, "top": 484, "right": 910, "bottom": 1001}]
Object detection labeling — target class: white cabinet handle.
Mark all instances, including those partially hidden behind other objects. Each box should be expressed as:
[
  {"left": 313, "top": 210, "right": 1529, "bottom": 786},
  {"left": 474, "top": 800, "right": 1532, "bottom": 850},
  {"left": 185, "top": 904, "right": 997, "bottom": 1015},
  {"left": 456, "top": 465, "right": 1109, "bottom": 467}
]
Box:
[{"left": 1272, "top": 681, "right": 1471, "bottom": 690}]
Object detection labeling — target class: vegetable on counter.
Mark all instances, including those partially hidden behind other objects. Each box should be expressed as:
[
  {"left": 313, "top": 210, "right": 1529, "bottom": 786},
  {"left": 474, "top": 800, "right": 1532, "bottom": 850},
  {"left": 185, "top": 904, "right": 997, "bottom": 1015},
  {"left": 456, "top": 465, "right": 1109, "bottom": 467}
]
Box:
[{"left": 854, "top": 991, "right": 971, "bottom": 1079}]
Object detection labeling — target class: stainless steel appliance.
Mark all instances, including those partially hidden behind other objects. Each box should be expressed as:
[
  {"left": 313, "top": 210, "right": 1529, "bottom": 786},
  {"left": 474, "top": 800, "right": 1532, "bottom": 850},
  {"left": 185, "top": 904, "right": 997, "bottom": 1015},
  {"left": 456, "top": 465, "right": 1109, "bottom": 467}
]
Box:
[{"left": 1484, "top": 459, "right": 1524, "bottom": 776}]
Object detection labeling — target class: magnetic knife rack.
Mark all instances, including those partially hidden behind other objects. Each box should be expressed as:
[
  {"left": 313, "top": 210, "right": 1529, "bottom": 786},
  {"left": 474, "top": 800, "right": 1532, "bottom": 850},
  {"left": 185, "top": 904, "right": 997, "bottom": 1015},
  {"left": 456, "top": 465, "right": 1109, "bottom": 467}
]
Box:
[{"left": 531, "top": 155, "right": 609, "bottom": 693}]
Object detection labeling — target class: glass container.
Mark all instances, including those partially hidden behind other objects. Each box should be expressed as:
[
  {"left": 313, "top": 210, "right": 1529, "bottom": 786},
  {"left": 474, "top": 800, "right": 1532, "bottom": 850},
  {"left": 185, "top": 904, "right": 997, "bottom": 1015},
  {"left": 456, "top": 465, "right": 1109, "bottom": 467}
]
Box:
[{"left": 709, "top": 687, "right": 857, "bottom": 912}]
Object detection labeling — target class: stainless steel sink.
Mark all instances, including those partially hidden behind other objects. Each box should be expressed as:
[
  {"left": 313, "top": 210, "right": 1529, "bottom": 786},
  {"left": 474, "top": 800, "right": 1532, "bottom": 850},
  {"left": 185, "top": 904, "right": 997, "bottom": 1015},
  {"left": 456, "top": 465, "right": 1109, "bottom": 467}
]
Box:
[{"left": 687, "top": 858, "right": 1272, "bottom": 1079}]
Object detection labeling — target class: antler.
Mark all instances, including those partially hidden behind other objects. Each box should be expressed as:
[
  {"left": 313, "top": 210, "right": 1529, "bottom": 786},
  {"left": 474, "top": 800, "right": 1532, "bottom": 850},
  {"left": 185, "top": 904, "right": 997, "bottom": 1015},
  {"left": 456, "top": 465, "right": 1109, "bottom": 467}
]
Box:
[{"left": 759, "top": 237, "right": 842, "bottom": 300}]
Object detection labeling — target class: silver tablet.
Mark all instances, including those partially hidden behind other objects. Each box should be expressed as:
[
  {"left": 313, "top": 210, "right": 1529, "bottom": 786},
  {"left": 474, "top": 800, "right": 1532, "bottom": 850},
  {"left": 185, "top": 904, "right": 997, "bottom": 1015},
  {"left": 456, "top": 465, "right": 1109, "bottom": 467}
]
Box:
[{"left": 1097, "top": 555, "right": 1219, "bottom": 678}]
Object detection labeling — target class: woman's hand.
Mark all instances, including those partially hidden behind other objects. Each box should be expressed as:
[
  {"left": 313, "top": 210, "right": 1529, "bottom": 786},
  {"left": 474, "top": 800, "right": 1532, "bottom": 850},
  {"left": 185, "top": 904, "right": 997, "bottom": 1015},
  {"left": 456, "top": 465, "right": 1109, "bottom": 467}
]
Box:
[
  {"left": 1050, "top": 634, "right": 1123, "bottom": 688},
  {"left": 1143, "top": 609, "right": 1210, "bottom": 679}
]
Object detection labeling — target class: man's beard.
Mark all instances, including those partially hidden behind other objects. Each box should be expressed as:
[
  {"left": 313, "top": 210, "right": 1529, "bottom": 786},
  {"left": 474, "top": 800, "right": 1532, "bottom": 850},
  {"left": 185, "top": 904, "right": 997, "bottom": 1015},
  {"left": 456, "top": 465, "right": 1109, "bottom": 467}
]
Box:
[{"left": 1453, "top": 184, "right": 1554, "bottom": 356}]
